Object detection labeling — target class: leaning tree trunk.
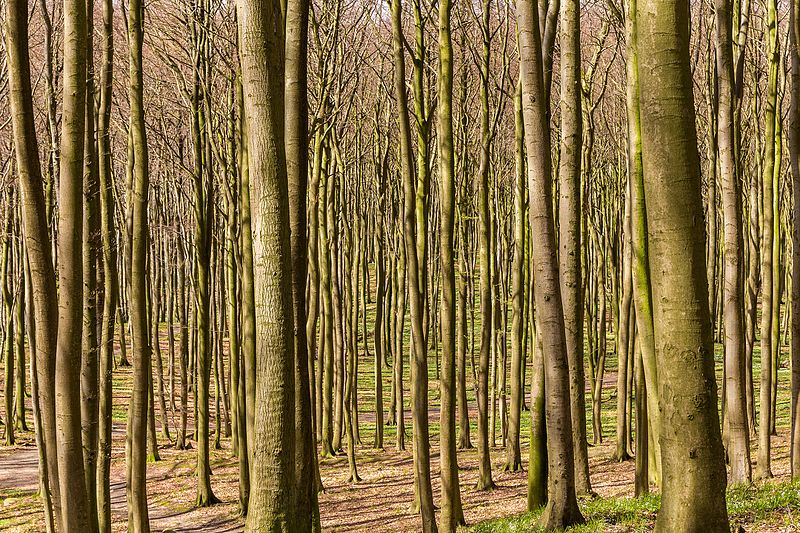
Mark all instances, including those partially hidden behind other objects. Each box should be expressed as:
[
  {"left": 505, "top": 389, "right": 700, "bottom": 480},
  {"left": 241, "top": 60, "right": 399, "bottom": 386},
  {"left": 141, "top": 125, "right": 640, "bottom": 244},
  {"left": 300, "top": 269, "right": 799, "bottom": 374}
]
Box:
[{"left": 5, "top": 0, "right": 62, "bottom": 520}]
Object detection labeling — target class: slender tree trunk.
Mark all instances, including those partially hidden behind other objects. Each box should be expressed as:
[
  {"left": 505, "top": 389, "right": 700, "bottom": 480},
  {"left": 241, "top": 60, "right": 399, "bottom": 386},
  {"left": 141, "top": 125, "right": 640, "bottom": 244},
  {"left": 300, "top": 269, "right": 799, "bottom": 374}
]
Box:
[
  {"left": 613, "top": 183, "right": 633, "bottom": 462},
  {"left": 789, "top": 0, "right": 800, "bottom": 479},
  {"left": 517, "top": 0, "right": 584, "bottom": 527},
  {"left": 80, "top": 2, "right": 100, "bottom": 527},
  {"left": 125, "top": 0, "right": 151, "bottom": 528},
  {"left": 756, "top": 0, "right": 779, "bottom": 480},
  {"left": 624, "top": 0, "right": 662, "bottom": 483},
  {"left": 558, "top": 0, "right": 591, "bottom": 494},
  {"left": 715, "top": 0, "right": 751, "bottom": 484},
  {"left": 505, "top": 80, "right": 525, "bottom": 472},
  {"left": 437, "top": 0, "right": 464, "bottom": 528},
  {"left": 526, "top": 321, "right": 547, "bottom": 511},
  {"left": 391, "top": 0, "right": 436, "bottom": 529},
  {"left": 96, "top": 0, "right": 116, "bottom": 527},
  {"left": 2, "top": 207, "right": 14, "bottom": 446},
  {"left": 475, "top": 0, "right": 496, "bottom": 491}
]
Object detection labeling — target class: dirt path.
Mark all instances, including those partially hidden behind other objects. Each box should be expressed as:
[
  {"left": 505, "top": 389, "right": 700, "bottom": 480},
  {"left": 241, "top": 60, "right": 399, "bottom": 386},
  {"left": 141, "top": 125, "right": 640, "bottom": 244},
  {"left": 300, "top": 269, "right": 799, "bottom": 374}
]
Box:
[
  {"left": 0, "top": 446, "right": 38, "bottom": 492},
  {"left": 0, "top": 443, "right": 243, "bottom": 533}
]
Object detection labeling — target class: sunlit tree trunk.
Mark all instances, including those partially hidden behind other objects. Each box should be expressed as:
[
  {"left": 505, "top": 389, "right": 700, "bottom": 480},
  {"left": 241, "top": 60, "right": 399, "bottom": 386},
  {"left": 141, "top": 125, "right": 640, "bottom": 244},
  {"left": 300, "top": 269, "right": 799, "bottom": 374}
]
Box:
[
  {"left": 56, "top": 0, "right": 91, "bottom": 528},
  {"left": 558, "top": 0, "right": 591, "bottom": 494},
  {"left": 96, "top": 0, "right": 116, "bottom": 528},
  {"left": 517, "top": 0, "right": 584, "bottom": 527},
  {"left": 756, "top": 0, "right": 779, "bottom": 480},
  {"left": 125, "top": 0, "right": 151, "bottom": 529},
  {"left": 238, "top": 0, "right": 298, "bottom": 527},
  {"left": 715, "top": 0, "right": 751, "bottom": 484},
  {"left": 437, "top": 0, "right": 465, "bottom": 528},
  {"left": 6, "top": 0, "right": 61, "bottom": 520},
  {"left": 636, "top": 0, "right": 730, "bottom": 527},
  {"left": 391, "top": 0, "right": 437, "bottom": 529}
]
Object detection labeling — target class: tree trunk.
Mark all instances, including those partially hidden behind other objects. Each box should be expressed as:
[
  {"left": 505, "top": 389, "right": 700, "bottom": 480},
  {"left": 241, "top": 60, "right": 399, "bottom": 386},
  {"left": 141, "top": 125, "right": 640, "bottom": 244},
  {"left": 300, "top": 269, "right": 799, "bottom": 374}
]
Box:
[
  {"left": 756, "top": 0, "right": 779, "bottom": 480},
  {"left": 636, "top": 0, "right": 730, "bottom": 527},
  {"left": 285, "top": 0, "right": 318, "bottom": 524},
  {"left": 437, "top": 0, "right": 465, "bottom": 528},
  {"left": 790, "top": 0, "right": 800, "bottom": 479},
  {"left": 237, "top": 0, "right": 298, "bottom": 527},
  {"left": 516, "top": 0, "right": 584, "bottom": 528},
  {"left": 56, "top": 0, "right": 91, "bottom": 527},
  {"left": 125, "top": 0, "right": 152, "bottom": 528},
  {"left": 715, "top": 0, "right": 751, "bottom": 484},
  {"left": 391, "top": 0, "right": 437, "bottom": 529},
  {"left": 558, "top": 0, "right": 591, "bottom": 494}
]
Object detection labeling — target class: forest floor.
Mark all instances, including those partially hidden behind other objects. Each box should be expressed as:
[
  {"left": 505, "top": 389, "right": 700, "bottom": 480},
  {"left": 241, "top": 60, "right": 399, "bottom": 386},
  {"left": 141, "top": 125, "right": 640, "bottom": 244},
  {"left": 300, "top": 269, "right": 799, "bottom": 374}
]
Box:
[{"left": 1, "top": 321, "right": 800, "bottom": 532}]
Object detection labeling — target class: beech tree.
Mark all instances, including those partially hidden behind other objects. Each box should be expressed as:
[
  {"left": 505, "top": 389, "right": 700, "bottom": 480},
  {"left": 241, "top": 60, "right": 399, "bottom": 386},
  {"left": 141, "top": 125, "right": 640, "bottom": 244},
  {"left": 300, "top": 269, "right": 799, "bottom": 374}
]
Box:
[
  {"left": 636, "top": 0, "right": 730, "bottom": 528},
  {"left": 4, "top": 0, "right": 800, "bottom": 532}
]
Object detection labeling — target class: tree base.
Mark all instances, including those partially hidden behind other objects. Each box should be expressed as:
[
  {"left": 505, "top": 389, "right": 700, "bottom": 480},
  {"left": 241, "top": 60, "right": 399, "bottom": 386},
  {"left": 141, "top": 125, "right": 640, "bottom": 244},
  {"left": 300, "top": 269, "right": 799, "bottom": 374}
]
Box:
[
  {"left": 196, "top": 491, "right": 221, "bottom": 508},
  {"left": 475, "top": 478, "right": 497, "bottom": 491}
]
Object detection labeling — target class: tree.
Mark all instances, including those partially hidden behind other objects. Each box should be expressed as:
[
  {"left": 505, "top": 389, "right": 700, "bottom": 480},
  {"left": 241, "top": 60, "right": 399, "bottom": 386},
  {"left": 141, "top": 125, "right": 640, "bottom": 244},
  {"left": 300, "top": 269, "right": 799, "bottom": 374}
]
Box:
[
  {"left": 636, "top": 0, "right": 730, "bottom": 527},
  {"left": 391, "top": 0, "right": 437, "bottom": 529},
  {"left": 756, "top": 0, "right": 780, "bottom": 480},
  {"left": 714, "top": 0, "right": 751, "bottom": 485},
  {"left": 96, "top": 0, "right": 117, "bottom": 529},
  {"left": 80, "top": 0, "right": 101, "bottom": 527},
  {"left": 4, "top": 0, "right": 61, "bottom": 522},
  {"left": 791, "top": 0, "right": 800, "bottom": 480},
  {"left": 126, "top": 0, "right": 152, "bottom": 529},
  {"left": 558, "top": 0, "right": 591, "bottom": 494},
  {"left": 438, "top": 0, "right": 465, "bottom": 528},
  {"left": 516, "top": 0, "right": 584, "bottom": 528},
  {"left": 285, "top": 0, "right": 319, "bottom": 525},
  {"left": 237, "top": 0, "right": 297, "bottom": 528},
  {"left": 56, "top": 0, "right": 91, "bottom": 528}
]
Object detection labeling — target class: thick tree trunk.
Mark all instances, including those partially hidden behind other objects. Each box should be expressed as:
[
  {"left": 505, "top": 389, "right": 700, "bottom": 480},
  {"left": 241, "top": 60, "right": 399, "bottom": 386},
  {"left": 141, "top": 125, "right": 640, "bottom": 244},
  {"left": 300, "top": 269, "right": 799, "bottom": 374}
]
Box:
[
  {"left": 636, "top": 0, "right": 730, "bottom": 528},
  {"left": 237, "top": 0, "right": 298, "bottom": 527},
  {"left": 285, "top": 0, "right": 319, "bottom": 524}
]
